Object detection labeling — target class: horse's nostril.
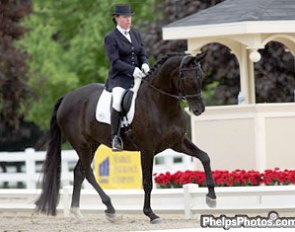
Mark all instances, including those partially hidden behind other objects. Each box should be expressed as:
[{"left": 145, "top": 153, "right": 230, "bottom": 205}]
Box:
[{"left": 193, "top": 109, "right": 200, "bottom": 116}]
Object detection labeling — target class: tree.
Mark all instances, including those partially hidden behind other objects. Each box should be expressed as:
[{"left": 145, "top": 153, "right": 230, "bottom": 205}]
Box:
[
  {"left": 0, "top": 0, "right": 32, "bottom": 127},
  {"left": 20, "top": 0, "right": 156, "bottom": 129},
  {"left": 0, "top": 0, "right": 38, "bottom": 150},
  {"left": 255, "top": 42, "right": 295, "bottom": 103}
]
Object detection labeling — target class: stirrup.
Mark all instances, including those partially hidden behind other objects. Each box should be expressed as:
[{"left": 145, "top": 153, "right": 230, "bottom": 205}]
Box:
[{"left": 112, "top": 135, "right": 123, "bottom": 152}]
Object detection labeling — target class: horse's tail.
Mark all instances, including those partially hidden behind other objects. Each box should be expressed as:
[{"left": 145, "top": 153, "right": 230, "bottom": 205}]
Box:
[{"left": 35, "top": 96, "right": 64, "bottom": 215}]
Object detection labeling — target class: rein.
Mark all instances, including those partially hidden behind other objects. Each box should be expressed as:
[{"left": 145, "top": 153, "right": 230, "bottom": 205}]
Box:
[
  {"left": 140, "top": 78, "right": 186, "bottom": 100},
  {"left": 141, "top": 55, "right": 202, "bottom": 100}
]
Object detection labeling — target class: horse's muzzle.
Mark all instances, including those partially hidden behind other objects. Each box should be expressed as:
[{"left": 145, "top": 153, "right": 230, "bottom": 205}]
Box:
[
  {"left": 192, "top": 108, "right": 204, "bottom": 116},
  {"left": 189, "top": 103, "right": 205, "bottom": 116}
]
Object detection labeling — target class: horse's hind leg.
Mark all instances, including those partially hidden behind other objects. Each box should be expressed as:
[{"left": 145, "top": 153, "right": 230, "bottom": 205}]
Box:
[
  {"left": 70, "top": 145, "right": 96, "bottom": 219},
  {"left": 70, "top": 160, "right": 86, "bottom": 220},
  {"left": 77, "top": 146, "right": 116, "bottom": 221}
]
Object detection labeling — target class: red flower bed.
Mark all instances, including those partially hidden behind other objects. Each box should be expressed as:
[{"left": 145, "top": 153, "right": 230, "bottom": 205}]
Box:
[{"left": 154, "top": 168, "right": 295, "bottom": 188}]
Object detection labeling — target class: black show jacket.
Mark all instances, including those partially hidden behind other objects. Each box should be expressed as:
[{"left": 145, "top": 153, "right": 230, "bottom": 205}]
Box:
[{"left": 104, "top": 28, "right": 148, "bottom": 91}]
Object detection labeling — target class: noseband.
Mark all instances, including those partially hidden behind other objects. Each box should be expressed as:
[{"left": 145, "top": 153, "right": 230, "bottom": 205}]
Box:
[
  {"left": 142, "top": 55, "right": 202, "bottom": 100},
  {"left": 178, "top": 55, "right": 202, "bottom": 100}
]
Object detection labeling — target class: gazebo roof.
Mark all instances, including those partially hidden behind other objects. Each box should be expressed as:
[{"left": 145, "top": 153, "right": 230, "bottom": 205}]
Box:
[
  {"left": 166, "top": 0, "right": 295, "bottom": 27},
  {"left": 163, "top": 0, "right": 295, "bottom": 39}
]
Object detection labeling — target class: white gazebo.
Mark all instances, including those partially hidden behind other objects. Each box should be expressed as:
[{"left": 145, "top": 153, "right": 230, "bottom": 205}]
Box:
[
  {"left": 163, "top": 0, "right": 295, "bottom": 104},
  {"left": 162, "top": 0, "right": 295, "bottom": 171}
]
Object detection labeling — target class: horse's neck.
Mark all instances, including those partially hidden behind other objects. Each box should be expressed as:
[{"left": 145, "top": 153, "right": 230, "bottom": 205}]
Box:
[
  {"left": 139, "top": 73, "right": 182, "bottom": 114},
  {"left": 150, "top": 71, "right": 180, "bottom": 99},
  {"left": 136, "top": 57, "right": 183, "bottom": 119}
]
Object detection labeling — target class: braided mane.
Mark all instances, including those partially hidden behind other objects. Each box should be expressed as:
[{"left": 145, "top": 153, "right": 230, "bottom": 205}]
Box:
[{"left": 144, "top": 53, "right": 184, "bottom": 81}]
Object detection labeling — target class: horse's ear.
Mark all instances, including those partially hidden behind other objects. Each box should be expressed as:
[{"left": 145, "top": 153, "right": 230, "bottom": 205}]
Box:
[{"left": 195, "top": 53, "right": 206, "bottom": 63}]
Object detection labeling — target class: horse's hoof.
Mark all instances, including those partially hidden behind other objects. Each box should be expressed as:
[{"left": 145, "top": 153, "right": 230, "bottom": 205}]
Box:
[
  {"left": 206, "top": 195, "right": 217, "bottom": 208},
  {"left": 70, "top": 208, "right": 85, "bottom": 223},
  {"left": 150, "top": 217, "right": 162, "bottom": 224},
  {"left": 105, "top": 213, "right": 118, "bottom": 223},
  {"left": 70, "top": 208, "right": 85, "bottom": 222}
]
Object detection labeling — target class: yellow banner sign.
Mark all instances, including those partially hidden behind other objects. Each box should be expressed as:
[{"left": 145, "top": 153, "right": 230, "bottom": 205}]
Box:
[{"left": 94, "top": 145, "right": 142, "bottom": 189}]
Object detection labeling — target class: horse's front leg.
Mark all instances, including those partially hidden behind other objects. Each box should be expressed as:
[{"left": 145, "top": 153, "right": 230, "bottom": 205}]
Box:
[
  {"left": 141, "top": 151, "right": 161, "bottom": 224},
  {"left": 174, "top": 136, "right": 216, "bottom": 207}
]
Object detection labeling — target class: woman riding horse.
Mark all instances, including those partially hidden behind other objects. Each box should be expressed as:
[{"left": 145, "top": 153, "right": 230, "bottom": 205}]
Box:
[
  {"left": 105, "top": 4, "right": 150, "bottom": 151},
  {"left": 35, "top": 5, "right": 216, "bottom": 224}
]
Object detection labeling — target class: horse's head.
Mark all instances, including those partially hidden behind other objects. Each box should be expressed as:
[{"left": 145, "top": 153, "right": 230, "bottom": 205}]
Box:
[
  {"left": 144, "top": 53, "right": 205, "bottom": 116},
  {"left": 177, "top": 54, "right": 205, "bottom": 116}
]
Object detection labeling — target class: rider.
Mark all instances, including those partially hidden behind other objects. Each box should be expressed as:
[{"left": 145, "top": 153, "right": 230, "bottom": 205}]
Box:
[{"left": 104, "top": 4, "right": 150, "bottom": 151}]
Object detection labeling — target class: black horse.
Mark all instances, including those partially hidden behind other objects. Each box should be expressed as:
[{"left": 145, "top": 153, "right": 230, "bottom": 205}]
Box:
[{"left": 36, "top": 53, "right": 216, "bottom": 223}]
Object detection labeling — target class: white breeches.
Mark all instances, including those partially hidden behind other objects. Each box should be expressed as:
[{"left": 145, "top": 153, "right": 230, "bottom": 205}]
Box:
[{"left": 112, "top": 87, "right": 125, "bottom": 112}]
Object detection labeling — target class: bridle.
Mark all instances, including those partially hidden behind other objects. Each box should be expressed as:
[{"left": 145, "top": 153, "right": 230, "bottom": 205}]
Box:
[{"left": 141, "top": 55, "right": 203, "bottom": 100}]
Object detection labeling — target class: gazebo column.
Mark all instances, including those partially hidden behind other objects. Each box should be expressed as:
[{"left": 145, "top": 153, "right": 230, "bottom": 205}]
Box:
[
  {"left": 238, "top": 46, "right": 256, "bottom": 104},
  {"left": 246, "top": 49, "right": 256, "bottom": 104}
]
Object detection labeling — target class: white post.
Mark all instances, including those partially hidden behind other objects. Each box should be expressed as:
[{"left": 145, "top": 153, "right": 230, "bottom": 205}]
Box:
[
  {"left": 254, "top": 115, "right": 266, "bottom": 172},
  {"left": 62, "top": 186, "right": 72, "bottom": 217},
  {"left": 61, "top": 159, "right": 69, "bottom": 186},
  {"left": 183, "top": 184, "right": 198, "bottom": 219},
  {"left": 25, "top": 148, "right": 36, "bottom": 189}
]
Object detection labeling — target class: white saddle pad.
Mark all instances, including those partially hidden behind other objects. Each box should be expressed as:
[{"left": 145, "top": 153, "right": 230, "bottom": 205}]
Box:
[{"left": 95, "top": 89, "right": 137, "bottom": 126}]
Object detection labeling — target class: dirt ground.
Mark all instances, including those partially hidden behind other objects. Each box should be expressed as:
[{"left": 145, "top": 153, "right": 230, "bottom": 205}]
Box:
[
  {"left": 0, "top": 211, "right": 198, "bottom": 232},
  {"left": 1, "top": 210, "right": 294, "bottom": 231}
]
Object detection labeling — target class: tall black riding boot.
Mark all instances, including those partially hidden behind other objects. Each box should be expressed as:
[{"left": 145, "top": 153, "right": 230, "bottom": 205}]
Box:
[{"left": 111, "top": 108, "right": 123, "bottom": 151}]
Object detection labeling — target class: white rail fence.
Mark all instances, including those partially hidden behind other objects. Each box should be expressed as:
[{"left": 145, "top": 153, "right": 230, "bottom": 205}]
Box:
[
  {"left": 0, "top": 148, "right": 194, "bottom": 189},
  {"left": 0, "top": 184, "right": 294, "bottom": 218},
  {"left": 0, "top": 148, "right": 78, "bottom": 189},
  {"left": 1, "top": 149, "right": 294, "bottom": 217},
  {"left": 183, "top": 184, "right": 295, "bottom": 219}
]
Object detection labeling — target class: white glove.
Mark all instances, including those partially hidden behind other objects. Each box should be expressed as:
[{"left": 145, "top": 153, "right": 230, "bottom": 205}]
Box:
[
  {"left": 141, "top": 63, "right": 150, "bottom": 75},
  {"left": 133, "top": 67, "right": 146, "bottom": 79}
]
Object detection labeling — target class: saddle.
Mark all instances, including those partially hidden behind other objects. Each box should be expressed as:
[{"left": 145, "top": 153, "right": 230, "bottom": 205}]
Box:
[
  {"left": 121, "top": 90, "right": 133, "bottom": 116},
  {"left": 96, "top": 75, "right": 142, "bottom": 130},
  {"left": 95, "top": 88, "right": 137, "bottom": 129}
]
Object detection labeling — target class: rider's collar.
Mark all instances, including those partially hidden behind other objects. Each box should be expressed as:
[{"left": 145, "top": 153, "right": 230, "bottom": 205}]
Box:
[{"left": 116, "top": 25, "right": 130, "bottom": 35}]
